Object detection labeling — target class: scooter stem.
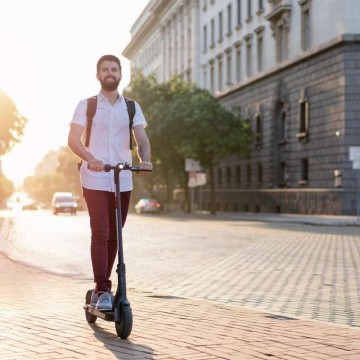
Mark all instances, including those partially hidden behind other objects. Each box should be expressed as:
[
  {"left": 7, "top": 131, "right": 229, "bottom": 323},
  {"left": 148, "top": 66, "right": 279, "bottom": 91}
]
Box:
[{"left": 114, "top": 164, "right": 127, "bottom": 298}]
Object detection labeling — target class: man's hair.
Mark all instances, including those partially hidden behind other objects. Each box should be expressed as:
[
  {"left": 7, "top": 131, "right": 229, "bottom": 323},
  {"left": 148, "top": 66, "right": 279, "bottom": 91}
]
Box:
[{"left": 96, "top": 55, "right": 122, "bottom": 73}]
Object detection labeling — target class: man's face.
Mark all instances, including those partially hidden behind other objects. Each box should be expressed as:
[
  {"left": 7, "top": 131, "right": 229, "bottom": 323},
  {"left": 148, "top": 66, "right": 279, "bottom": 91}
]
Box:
[{"left": 97, "top": 60, "right": 122, "bottom": 91}]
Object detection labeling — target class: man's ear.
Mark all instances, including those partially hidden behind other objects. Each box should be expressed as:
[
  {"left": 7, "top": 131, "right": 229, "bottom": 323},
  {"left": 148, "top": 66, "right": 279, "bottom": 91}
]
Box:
[{"left": 96, "top": 73, "right": 100, "bottom": 81}]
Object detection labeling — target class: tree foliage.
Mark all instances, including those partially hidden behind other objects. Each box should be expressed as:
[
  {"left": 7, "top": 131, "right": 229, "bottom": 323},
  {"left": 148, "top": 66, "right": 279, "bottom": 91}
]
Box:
[
  {"left": 23, "top": 146, "right": 81, "bottom": 206},
  {"left": 124, "top": 72, "right": 252, "bottom": 213},
  {"left": 0, "top": 175, "right": 15, "bottom": 205},
  {"left": 0, "top": 90, "right": 28, "bottom": 155}
]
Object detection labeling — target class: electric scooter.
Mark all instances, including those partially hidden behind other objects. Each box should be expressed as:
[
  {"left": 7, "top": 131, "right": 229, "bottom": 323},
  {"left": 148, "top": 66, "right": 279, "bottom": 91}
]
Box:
[{"left": 83, "top": 163, "right": 150, "bottom": 339}]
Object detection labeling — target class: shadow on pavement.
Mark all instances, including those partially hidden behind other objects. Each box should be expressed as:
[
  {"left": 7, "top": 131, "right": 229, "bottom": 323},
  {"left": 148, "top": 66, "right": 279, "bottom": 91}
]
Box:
[{"left": 89, "top": 323, "right": 155, "bottom": 359}]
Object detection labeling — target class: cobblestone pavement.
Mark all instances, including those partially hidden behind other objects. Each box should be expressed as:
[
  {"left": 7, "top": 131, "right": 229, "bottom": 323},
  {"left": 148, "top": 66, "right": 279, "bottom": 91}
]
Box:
[
  {"left": 0, "top": 212, "right": 360, "bottom": 359},
  {"left": 121, "top": 214, "right": 360, "bottom": 328},
  {"left": 0, "top": 252, "right": 360, "bottom": 360}
]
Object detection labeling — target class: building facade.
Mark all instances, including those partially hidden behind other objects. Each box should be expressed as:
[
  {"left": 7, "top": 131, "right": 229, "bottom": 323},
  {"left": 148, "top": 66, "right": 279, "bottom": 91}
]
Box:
[{"left": 123, "top": 0, "right": 360, "bottom": 215}]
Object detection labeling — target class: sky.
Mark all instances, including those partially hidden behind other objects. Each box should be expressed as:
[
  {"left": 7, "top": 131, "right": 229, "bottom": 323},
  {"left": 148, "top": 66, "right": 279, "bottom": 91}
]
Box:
[{"left": 0, "top": 0, "right": 149, "bottom": 186}]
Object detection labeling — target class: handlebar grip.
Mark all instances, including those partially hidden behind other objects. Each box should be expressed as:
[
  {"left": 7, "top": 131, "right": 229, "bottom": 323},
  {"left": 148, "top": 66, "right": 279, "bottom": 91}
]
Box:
[
  {"left": 131, "top": 166, "right": 152, "bottom": 172},
  {"left": 104, "top": 164, "right": 111, "bottom": 172}
]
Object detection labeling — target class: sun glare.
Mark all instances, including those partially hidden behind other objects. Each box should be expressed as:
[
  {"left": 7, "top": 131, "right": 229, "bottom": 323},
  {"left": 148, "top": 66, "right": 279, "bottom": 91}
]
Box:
[{"left": 0, "top": 0, "right": 148, "bottom": 186}]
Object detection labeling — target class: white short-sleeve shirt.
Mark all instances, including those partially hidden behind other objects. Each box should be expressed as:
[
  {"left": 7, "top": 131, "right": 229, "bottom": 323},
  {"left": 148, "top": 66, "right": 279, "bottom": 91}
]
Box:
[{"left": 70, "top": 92, "right": 147, "bottom": 192}]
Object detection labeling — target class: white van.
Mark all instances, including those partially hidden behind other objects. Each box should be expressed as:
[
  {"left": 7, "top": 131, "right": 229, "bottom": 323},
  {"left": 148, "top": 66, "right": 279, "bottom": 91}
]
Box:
[{"left": 51, "top": 192, "right": 77, "bottom": 215}]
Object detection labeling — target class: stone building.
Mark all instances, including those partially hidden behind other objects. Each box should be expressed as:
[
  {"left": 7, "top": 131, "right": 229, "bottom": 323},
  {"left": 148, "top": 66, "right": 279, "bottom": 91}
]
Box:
[{"left": 123, "top": 0, "right": 360, "bottom": 215}]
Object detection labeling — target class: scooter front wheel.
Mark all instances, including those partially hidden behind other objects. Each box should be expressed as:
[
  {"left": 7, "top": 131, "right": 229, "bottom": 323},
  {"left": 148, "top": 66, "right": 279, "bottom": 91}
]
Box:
[{"left": 115, "top": 305, "right": 133, "bottom": 339}]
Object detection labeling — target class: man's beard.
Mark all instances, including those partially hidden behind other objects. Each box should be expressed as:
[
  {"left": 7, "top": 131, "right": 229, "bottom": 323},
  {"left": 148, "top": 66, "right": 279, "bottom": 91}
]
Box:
[{"left": 100, "top": 76, "right": 120, "bottom": 91}]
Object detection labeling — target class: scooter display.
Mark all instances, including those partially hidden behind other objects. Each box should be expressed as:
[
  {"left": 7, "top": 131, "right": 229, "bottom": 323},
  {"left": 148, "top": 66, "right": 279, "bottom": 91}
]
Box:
[{"left": 83, "top": 163, "right": 150, "bottom": 339}]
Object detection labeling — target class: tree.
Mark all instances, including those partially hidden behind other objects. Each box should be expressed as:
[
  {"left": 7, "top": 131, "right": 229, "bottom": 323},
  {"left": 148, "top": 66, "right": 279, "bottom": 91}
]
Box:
[
  {"left": 23, "top": 146, "right": 81, "bottom": 206},
  {"left": 0, "top": 175, "right": 14, "bottom": 206},
  {"left": 125, "top": 74, "right": 198, "bottom": 209},
  {"left": 178, "top": 88, "right": 252, "bottom": 214},
  {"left": 124, "top": 73, "right": 252, "bottom": 214},
  {"left": 0, "top": 90, "right": 28, "bottom": 155}
]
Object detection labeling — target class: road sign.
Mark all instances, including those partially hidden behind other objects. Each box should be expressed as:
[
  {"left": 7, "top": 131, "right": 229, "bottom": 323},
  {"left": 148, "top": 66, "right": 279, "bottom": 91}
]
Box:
[
  {"left": 349, "top": 146, "right": 360, "bottom": 161},
  {"left": 188, "top": 171, "right": 207, "bottom": 187},
  {"left": 185, "top": 158, "right": 202, "bottom": 172},
  {"left": 188, "top": 171, "right": 197, "bottom": 187}
]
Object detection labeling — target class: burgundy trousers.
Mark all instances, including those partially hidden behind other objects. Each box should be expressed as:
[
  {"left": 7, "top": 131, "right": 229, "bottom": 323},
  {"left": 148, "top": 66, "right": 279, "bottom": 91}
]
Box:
[{"left": 82, "top": 188, "right": 131, "bottom": 292}]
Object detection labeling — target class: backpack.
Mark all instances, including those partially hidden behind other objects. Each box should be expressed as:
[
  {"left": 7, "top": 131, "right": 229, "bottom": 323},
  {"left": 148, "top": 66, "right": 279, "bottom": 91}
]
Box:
[{"left": 84, "top": 95, "right": 136, "bottom": 150}]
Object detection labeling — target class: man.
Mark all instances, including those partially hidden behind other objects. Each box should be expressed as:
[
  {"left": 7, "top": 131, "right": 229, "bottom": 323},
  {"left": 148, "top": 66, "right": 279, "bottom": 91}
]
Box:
[{"left": 68, "top": 54, "right": 152, "bottom": 311}]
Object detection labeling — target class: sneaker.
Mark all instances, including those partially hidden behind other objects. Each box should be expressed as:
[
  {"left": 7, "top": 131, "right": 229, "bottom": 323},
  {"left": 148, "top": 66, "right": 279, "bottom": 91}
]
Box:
[
  {"left": 96, "top": 291, "right": 113, "bottom": 311},
  {"left": 90, "top": 290, "right": 98, "bottom": 307}
]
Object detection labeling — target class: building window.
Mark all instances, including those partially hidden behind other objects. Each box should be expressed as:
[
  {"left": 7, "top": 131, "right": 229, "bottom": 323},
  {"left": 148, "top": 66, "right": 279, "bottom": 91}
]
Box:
[
  {"left": 257, "top": 36, "right": 263, "bottom": 72},
  {"left": 255, "top": 27, "right": 264, "bottom": 72},
  {"left": 297, "top": 98, "right": 309, "bottom": 139},
  {"left": 279, "top": 111, "right": 286, "bottom": 142},
  {"left": 237, "top": 0, "right": 242, "bottom": 27},
  {"left": 236, "top": 166, "right": 241, "bottom": 185},
  {"left": 279, "top": 161, "right": 287, "bottom": 187},
  {"left": 203, "top": 25, "right": 208, "bottom": 52},
  {"left": 186, "top": 69, "right": 191, "bottom": 82},
  {"left": 258, "top": 0, "right": 264, "bottom": 11},
  {"left": 211, "top": 18, "right": 215, "bottom": 47},
  {"left": 226, "top": 167, "right": 231, "bottom": 185},
  {"left": 235, "top": 44, "right": 241, "bottom": 82},
  {"left": 218, "top": 11, "right": 223, "bottom": 42},
  {"left": 246, "top": 164, "right": 251, "bottom": 184},
  {"left": 226, "top": 51, "right": 232, "bottom": 86},
  {"left": 257, "top": 163, "right": 263, "bottom": 183},
  {"left": 266, "top": 6, "right": 291, "bottom": 62},
  {"left": 247, "top": 0, "right": 252, "bottom": 19},
  {"left": 255, "top": 114, "right": 262, "bottom": 146},
  {"left": 301, "top": 1, "right": 311, "bottom": 50},
  {"left": 300, "top": 158, "right": 309, "bottom": 184},
  {"left": 227, "top": 4, "right": 232, "bottom": 35},
  {"left": 218, "top": 56, "right": 223, "bottom": 91},
  {"left": 245, "top": 36, "right": 252, "bottom": 77},
  {"left": 203, "top": 0, "right": 208, "bottom": 11},
  {"left": 217, "top": 168, "right": 222, "bottom": 186},
  {"left": 210, "top": 61, "right": 215, "bottom": 92},
  {"left": 276, "top": 23, "right": 287, "bottom": 62},
  {"left": 203, "top": 68, "right": 208, "bottom": 89}
]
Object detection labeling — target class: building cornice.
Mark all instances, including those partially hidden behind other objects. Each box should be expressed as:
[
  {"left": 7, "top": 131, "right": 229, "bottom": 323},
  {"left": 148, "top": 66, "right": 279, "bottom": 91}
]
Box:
[{"left": 122, "top": 0, "right": 172, "bottom": 59}]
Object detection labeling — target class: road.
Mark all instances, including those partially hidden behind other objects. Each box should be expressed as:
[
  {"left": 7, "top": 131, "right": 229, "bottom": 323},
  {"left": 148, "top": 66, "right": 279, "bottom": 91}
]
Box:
[{"left": 0, "top": 209, "right": 359, "bottom": 328}]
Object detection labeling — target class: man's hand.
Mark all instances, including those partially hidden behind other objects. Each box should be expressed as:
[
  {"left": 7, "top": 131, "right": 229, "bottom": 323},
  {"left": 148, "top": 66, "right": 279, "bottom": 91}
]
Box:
[
  {"left": 138, "top": 161, "right": 153, "bottom": 171},
  {"left": 87, "top": 158, "right": 104, "bottom": 172}
]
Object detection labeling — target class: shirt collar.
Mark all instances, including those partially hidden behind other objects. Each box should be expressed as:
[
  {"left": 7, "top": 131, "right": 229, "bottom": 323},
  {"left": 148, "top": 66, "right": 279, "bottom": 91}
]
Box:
[{"left": 98, "top": 91, "right": 122, "bottom": 104}]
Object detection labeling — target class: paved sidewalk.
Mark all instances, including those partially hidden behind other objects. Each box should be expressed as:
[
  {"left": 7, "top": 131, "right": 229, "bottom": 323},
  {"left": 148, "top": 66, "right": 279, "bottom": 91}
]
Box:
[
  {"left": 0, "top": 253, "right": 359, "bottom": 360},
  {"left": 174, "top": 211, "right": 360, "bottom": 227}
]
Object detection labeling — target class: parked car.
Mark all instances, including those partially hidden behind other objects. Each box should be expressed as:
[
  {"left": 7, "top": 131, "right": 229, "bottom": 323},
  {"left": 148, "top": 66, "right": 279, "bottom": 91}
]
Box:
[
  {"left": 22, "top": 201, "right": 38, "bottom": 211},
  {"left": 134, "top": 198, "right": 161, "bottom": 214},
  {"left": 51, "top": 192, "right": 77, "bottom": 215}
]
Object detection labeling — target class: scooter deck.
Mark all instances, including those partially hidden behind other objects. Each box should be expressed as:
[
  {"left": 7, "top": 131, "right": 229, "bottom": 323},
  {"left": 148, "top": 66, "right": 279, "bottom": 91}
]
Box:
[{"left": 84, "top": 305, "right": 115, "bottom": 321}]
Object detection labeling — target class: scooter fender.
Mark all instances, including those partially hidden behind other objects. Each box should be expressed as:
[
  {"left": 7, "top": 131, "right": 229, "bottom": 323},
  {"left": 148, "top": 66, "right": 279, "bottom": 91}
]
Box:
[{"left": 114, "top": 298, "right": 131, "bottom": 323}]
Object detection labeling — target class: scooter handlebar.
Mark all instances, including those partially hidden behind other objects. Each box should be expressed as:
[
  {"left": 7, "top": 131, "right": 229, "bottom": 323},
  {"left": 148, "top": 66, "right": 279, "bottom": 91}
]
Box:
[{"left": 103, "top": 163, "right": 152, "bottom": 172}]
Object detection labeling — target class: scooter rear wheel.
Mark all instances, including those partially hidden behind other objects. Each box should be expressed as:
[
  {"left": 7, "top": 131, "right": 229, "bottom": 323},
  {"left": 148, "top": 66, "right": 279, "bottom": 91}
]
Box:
[
  {"left": 115, "top": 305, "right": 132, "bottom": 339},
  {"left": 85, "top": 289, "right": 97, "bottom": 324}
]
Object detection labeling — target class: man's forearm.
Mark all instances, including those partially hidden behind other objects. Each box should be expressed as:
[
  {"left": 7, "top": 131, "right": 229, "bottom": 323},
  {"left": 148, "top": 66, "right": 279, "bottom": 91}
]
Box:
[
  {"left": 68, "top": 138, "right": 94, "bottom": 163},
  {"left": 137, "top": 139, "right": 151, "bottom": 162}
]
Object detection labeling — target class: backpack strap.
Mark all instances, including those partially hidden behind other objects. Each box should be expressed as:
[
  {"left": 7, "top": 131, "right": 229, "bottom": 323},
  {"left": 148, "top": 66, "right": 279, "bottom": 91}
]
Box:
[
  {"left": 124, "top": 97, "right": 136, "bottom": 150},
  {"left": 85, "top": 96, "right": 97, "bottom": 147},
  {"left": 84, "top": 95, "right": 135, "bottom": 150}
]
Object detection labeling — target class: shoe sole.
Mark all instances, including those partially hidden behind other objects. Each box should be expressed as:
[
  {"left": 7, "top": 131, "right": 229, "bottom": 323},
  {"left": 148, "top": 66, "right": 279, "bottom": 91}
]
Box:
[{"left": 96, "top": 306, "right": 113, "bottom": 311}]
